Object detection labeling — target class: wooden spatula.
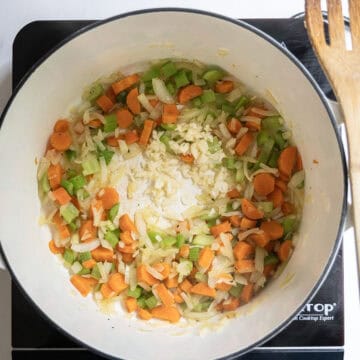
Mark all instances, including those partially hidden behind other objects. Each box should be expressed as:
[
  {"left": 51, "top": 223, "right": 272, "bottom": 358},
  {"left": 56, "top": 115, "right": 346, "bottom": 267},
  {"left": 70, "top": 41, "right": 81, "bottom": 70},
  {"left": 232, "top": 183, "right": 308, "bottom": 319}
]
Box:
[{"left": 305, "top": 0, "right": 360, "bottom": 279}]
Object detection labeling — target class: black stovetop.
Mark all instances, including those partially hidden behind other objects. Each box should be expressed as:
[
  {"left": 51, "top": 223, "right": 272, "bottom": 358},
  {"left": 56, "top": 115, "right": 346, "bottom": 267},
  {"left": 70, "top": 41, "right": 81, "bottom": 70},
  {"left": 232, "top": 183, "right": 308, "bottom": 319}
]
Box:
[{"left": 11, "top": 16, "right": 344, "bottom": 360}]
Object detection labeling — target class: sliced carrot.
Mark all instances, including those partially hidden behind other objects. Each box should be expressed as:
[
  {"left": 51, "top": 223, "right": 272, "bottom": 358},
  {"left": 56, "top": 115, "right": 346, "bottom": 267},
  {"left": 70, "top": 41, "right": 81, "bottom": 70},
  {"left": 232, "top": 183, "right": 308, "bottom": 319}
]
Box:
[
  {"left": 121, "top": 253, "right": 134, "bottom": 264},
  {"left": 227, "top": 188, "right": 241, "bottom": 199},
  {"left": 96, "top": 95, "right": 114, "bottom": 113},
  {"left": 198, "top": 247, "right": 214, "bottom": 271},
  {"left": 278, "top": 240, "right": 293, "bottom": 262},
  {"left": 125, "top": 297, "right": 138, "bottom": 313},
  {"left": 124, "top": 130, "right": 139, "bottom": 145},
  {"left": 114, "top": 109, "right": 132, "bottom": 129},
  {"left": 117, "top": 242, "right": 137, "bottom": 254},
  {"left": 240, "top": 217, "right": 257, "bottom": 229},
  {"left": 241, "top": 198, "right": 264, "bottom": 220},
  {"left": 245, "top": 121, "right": 261, "bottom": 132},
  {"left": 82, "top": 259, "right": 96, "bottom": 269},
  {"left": 162, "top": 104, "right": 179, "bottom": 124},
  {"left": 222, "top": 297, "right": 240, "bottom": 311},
  {"left": 151, "top": 305, "right": 180, "bottom": 323},
  {"left": 47, "top": 164, "right": 63, "bottom": 190},
  {"left": 264, "top": 241, "right": 275, "bottom": 253},
  {"left": 126, "top": 88, "right": 141, "bottom": 114},
  {"left": 165, "top": 276, "right": 178, "bottom": 289},
  {"left": 229, "top": 215, "right": 242, "bottom": 227},
  {"left": 215, "top": 273, "right": 233, "bottom": 292},
  {"left": 260, "top": 220, "right": 284, "bottom": 240},
  {"left": 108, "top": 272, "right": 128, "bottom": 294},
  {"left": 296, "top": 149, "right": 303, "bottom": 171},
  {"left": 137, "top": 264, "right": 159, "bottom": 286},
  {"left": 48, "top": 239, "right": 64, "bottom": 254},
  {"left": 155, "top": 283, "right": 174, "bottom": 306},
  {"left": 105, "top": 86, "right": 117, "bottom": 103},
  {"left": 253, "top": 173, "right": 275, "bottom": 196},
  {"left": 267, "top": 187, "right": 284, "bottom": 208},
  {"left": 240, "top": 283, "right": 254, "bottom": 303},
  {"left": 250, "top": 232, "right": 270, "bottom": 248},
  {"left": 70, "top": 275, "right": 97, "bottom": 297},
  {"left": 263, "top": 264, "right": 276, "bottom": 277},
  {"left": 88, "top": 119, "right": 103, "bottom": 128},
  {"left": 50, "top": 131, "right": 72, "bottom": 151},
  {"left": 138, "top": 307, "right": 152, "bottom": 320},
  {"left": 278, "top": 146, "right": 297, "bottom": 178},
  {"left": 179, "top": 279, "right": 192, "bottom": 293},
  {"left": 149, "top": 99, "right": 159, "bottom": 108},
  {"left": 179, "top": 244, "right": 190, "bottom": 258},
  {"left": 97, "top": 187, "right": 119, "bottom": 210},
  {"left": 52, "top": 187, "right": 71, "bottom": 205},
  {"left": 138, "top": 119, "right": 154, "bottom": 146},
  {"left": 215, "top": 80, "right": 234, "bottom": 94},
  {"left": 235, "top": 133, "right": 253, "bottom": 156},
  {"left": 52, "top": 211, "right": 70, "bottom": 239},
  {"left": 178, "top": 85, "right": 203, "bottom": 104},
  {"left": 279, "top": 172, "right": 290, "bottom": 182},
  {"left": 91, "top": 247, "right": 114, "bottom": 262},
  {"left": 119, "top": 214, "right": 137, "bottom": 233},
  {"left": 227, "top": 117, "right": 242, "bottom": 134},
  {"left": 190, "top": 282, "right": 216, "bottom": 298},
  {"left": 112, "top": 74, "right": 140, "bottom": 95},
  {"left": 275, "top": 179, "right": 287, "bottom": 193},
  {"left": 179, "top": 154, "right": 194, "bottom": 164},
  {"left": 120, "top": 231, "right": 134, "bottom": 245},
  {"left": 152, "top": 262, "right": 171, "bottom": 279},
  {"left": 233, "top": 241, "right": 254, "bottom": 260},
  {"left": 235, "top": 259, "right": 255, "bottom": 273},
  {"left": 89, "top": 199, "right": 106, "bottom": 221},
  {"left": 79, "top": 220, "right": 97, "bottom": 242},
  {"left": 173, "top": 288, "right": 184, "bottom": 303},
  {"left": 281, "top": 201, "right": 294, "bottom": 215},
  {"left": 54, "top": 119, "right": 69, "bottom": 132},
  {"left": 101, "top": 283, "right": 116, "bottom": 299},
  {"left": 210, "top": 221, "right": 231, "bottom": 237},
  {"left": 245, "top": 106, "right": 266, "bottom": 118}
]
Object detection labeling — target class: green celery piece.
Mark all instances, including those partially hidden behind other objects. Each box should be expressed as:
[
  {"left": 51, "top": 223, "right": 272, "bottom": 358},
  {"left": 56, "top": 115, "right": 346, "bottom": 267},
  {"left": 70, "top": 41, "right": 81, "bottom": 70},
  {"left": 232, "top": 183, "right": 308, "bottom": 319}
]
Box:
[
  {"left": 69, "top": 174, "right": 86, "bottom": 191},
  {"left": 192, "top": 234, "right": 214, "bottom": 247},
  {"left": 207, "top": 137, "right": 221, "bottom": 154},
  {"left": 215, "top": 93, "right": 227, "bottom": 107},
  {"left": 200, "top": 300, "right": 212, "bottom": 311},
  {"left": 282, "top": 216, "right": 298, "bottom": 239},
  {"left": 159, "top": 133, "right": 173, "bottom": 153},
  {"left": 40, "top": 173, "right": 51, "bottom": 193},
  {"left": 200, "top": 209, "right": 219, "bottom": 221},
  {"left": 207, "top": 218, "right": 217, "bottom": 227},
  {"left": 91, "top": 264, "right": 101, "bottom": 280},
  {"left": 195, "top": 272, "right": 208, "bottom": 283},
  {"left": 222, "top": 102, "right": 235, "bottom": 115},
  {"left": 188, "top": 247, "right": 201, "bottom": 261},
  {"left": 264, "top": 253, "right": 279, "bottom": 265},
  {"left": 174, "top": 69, "right": 190, "bottom": 88},
  {"left": 229, "top": 285, "right": 244, "bottom": 297},
  {"left": 223, "top": 157, "right": 236, "bottom": 170},
  {"left": 63, "top": 249, "right": 76, "bottom": 265},
  {"left": 192, "top": 97, "right": 203, "bottom": 107},
  {"left": 256, "top": 201, "right": 273, "bottom": 214},
  {"left": 82, "top": 154, "right": 100, "bottom": 176},
  {"left": 94, "top": 283, "right": 102, "bottom": 292},
  {"left": 144, "top": 81, "right": 155, "bottom": 94},
  {"left": 116, "top": 91, "right": 127, "bottom": 104},
  {"left": 78, "top": 251, "right": 92, "bottom": 262},
  {"left": 66, "top": 169, "right": 77, "bottom": 178},
  {"left": 201, "top": 89, "right": 216, "bottom": 103},
  {"left": 257, "top": 130, "right": 273, "bottom": 146},
  {"left": 60, "top": 179, "right": 74, "bottom": 196},
  {"left": 137, "top": 296, "right": 147, "bottom": 309},
  {"left": 202, "top": 69, "right": 224, "bottom": 83},
  {"left": 176, "top": 234, "right": 186, "bottom": 248},
  {"left": 133, "top": 115, "right": 144, "bottom": 128},
  {"left": 103, "top": 114, "right": 117, "bottom": 133},
  {"left": 268, "top": 148, "right": 280, "bottom": 168},
  {"left": 233, "top": 95, "right": 250, "bottom": 111},
  {"left": 161, "top": 235, "right": 177, "bottom": 249},
  {"left": 147, "top": 230, "right": 163, "bottom": 243},
  {"left": 166, "top": 82, "right": 176, "bottom": 96},
  {"left": 98, "top": 147, "right": 114, "bottom": 165},
  {"left": 86, "top": 83, "right": 103, "bottom": 102},
  {"left": 76, "top": 188, "right": 90, "bottom": 201},
  {"left": 105, "top": 230, "right": 119, "bottom": 248},
  {"left": 60, "top": 203, "right": 79, "bottom": 224},
  {"left": 127, "top": 286, "right": 142, "bottom": 299},
  {"left": 254, "top": 137, "right": 275, "bottom": 170},
  {"left": 108, "top": 203, "right": 119, "bottom": 222},
  {"left": 142, "top": 67, "right": 160, "bottom": 82},
  {"left": 160, "top": 61, "right": 177, "bottom": 78},
  {"left": 65, "top": 149, "right": 76, "bottom": 161},
  {"left": 274, "top": 132, "right": 287, "bottom": 149},
  {"left": 68, "top": 222, "right": 77, "bottom": 232},
  {"left": 160, "top": 123, "right": 176, "bottom": 131},
  {"left": 236, "top": 168, "right": 245, "bottom": 183},
  {"left": 78, "top": 267, "right": 91, "bottom": 276},
  {"left": 145, "top": 295, "right": 158, "bottom": 309},
  {"left": 262, "top": 116, "right": 282, "bottom": 132}
]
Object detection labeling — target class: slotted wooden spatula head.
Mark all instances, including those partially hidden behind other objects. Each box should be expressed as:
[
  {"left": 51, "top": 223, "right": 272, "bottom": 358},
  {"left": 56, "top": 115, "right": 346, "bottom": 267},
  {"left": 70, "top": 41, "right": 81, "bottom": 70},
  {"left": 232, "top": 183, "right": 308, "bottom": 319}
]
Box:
[{"left": 306, "top": 0, "right": 360, "bottom": 284}]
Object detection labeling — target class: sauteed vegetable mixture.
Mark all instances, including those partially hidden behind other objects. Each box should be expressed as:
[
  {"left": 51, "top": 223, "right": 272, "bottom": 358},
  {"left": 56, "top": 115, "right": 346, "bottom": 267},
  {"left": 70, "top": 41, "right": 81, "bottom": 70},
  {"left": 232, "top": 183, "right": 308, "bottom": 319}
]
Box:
[{"left": 38, "top": 59, "right": 304, "bottom": 323}]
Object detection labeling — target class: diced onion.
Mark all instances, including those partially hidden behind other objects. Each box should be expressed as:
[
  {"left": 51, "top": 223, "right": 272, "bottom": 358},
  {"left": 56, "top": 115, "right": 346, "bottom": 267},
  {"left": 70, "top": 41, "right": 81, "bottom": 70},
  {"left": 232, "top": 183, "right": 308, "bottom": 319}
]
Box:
[
  {"left": 240, "top": 116, "right": 262, "bottom": 125},
  {"left": 255, "top": 246, "right": 266, "bottom": 273},
  {"left": 249, "top": 107, "right": 278, "bottom": 117},
  {"left": 71, "top": 240, "right": 100, "bottom": 252},
  {"left": 71, "top": 261, "right": 82, "bottom": 274},
  {"left": 146, "top": 265, "right": 164, "bottom": 280},
  {"left": 237, "top": 228, "right": 263, "bottom": 242},
  {"left": 152, "top": 78, "right": 175, "bottom": 104},
  {"left": 138, "top": 93, "right": 155, "bottom": 113},
  {"left": 218, "top": 123, "right": 232, "bottom": 140},
  {"left": 288, "top": 170, "right": 305, "bottom": 189},
  {"left": 37, "top": 157, "right": 50, "bottom": 180}
]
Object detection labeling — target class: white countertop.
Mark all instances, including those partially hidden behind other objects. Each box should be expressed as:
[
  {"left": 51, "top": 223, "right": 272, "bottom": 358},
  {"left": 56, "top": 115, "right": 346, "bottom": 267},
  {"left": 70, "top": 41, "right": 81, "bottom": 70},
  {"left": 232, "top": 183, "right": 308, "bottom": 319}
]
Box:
[{"left": 0, "top": 1, "right": 359, "bottom": 359}]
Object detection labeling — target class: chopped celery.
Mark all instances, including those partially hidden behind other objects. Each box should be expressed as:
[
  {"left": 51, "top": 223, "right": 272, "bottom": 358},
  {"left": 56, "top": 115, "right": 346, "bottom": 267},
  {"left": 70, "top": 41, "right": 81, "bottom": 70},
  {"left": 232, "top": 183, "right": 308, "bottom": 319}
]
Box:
[
  {"left": 113, "top": 228, "right": 121, "bottom": 238},
  {"left": 192, "top": 97, "right": 203, "bottom": 107},
  {"left": 103, "top": 114, "right": 117, "bottom": 133},
  {"left": 202, "top": 69, "right": 224, "bottom": 83},
  {"left": 161, "top": 235, "right": 177, "bottom": 249},
  {"left": 264, "top": 253, "right": 279, "bottom": 265},
  {"left": 78, "top": 251, "right": 92, "bottom": 262},
  {"left": 98, "top": 147, "right": 114, "bottom": 165},
  {"left": 69, "top": 174, "right": 86, "bottom": 191},
  {"left": 178, "top": 259, "right": 193, "bottom": 277},
  {"left": 78, "top": 267, "right": 91, "bottom": 275},
  {"left": 222, "top": 102, "right": 235, "bottom": 115},
  {"left": 159, "top": 133, "right": 172, "bottom": 153},
  {"left": 145, "top": 295, "right": 158, "bottom": 309},
  {"left": 229, "top": 285, "right": 244, "bottom": 297},
  {"left": 61, "top": 179, "right": 74, "bottom": 196},
  {"left": 207, "top": 137, "right": 221, "bottom": 154},
  {"left": 262, "top": 116, "right": 282, "bottom": 132},
  {"left": 193, "top": 234, "right": 214, "bottom": 247},
  {"left": 105, "top": 230, "right": 119, "bottom": 248},
  {"left": 274, "top": 132, "right": 287, "bottom": 149},
  {"left": 147, "top": 230, "right": 163, "bottom": 243},
  {"left": 127, "top": 286, "right": 142, "bottom": 299},
  {"left": 189, "top": 247, "right": 201, "bottom": 261},
  {"left": 176, "top": 234, "right": 186, "bottom": 248},
  {"left": 233, "top": 95, "right": 250, "bottom": 111},
  {"left": 257, "top": 130, "right": 273, "bottom": 146},
  {"left": 236, "top": 167, "right": 245, "bottom": 183},
  {"left": 166, "top": 82, "right": 176, "bottom": 96},
  {"left": 207, "top": 218, "right": 217, "bottom": 227},
  {"left": 76, "top": 188, "right": 89, "bottom": 201},
  {"left": 82, "top": 154, "right": 100, "bottom": 175},
  {"left": 200, "top": 208, "right": 218, "bottom": 221},
  {"left": 91, "top": 264, "right": 101, "bottom": 280},
  {"left": 160, "top": 123, "right": 176, "bottom": 131},
  {"left": 268, "top": 148, "right": 280, "bottom": 168},
  {"left": 60, "top": 203, "right": 79, "bottom": 224},
  {"left": 40, "top": 173, "right": 50, "bottom": 193},
  {"left": 255, "top": 137, "right": 275, "bottom": 169},
  {"left": 201, "top": 89, "right": 216, "bottom": 103},
  {"left": 63, "top": 249, "right": 76, "bottom": 265},
  {"left": 137, "top": 296, "right": 147, "bottom": 309},
  {"left": 226, "top": 202, "right": 233, "bottom": 212},
  {"left": 108, "top": 203, "right": 119, "bottom": 222},
  {"left": 144, "top": 81, "right": 154, "bottom": 94},
  {"left": 66, "top": 169, "right": 77, "bottom": 178},
  {"left": 174, "top": 69, "right": 190, "bottom": 88},
  {"left": 116, "top": 90, "right": 127, "bottom": 104},
  {"left": 215, "top": 93, "right": 227, "bottom": 107},
  {"left": 68, "top": 222, "right": 78, "bottom": 232},
  {"left": 223, "top": 157, "right": 237, "bottom": 170},
  {"left": 281, "top": 216, "right": 298, "bottom": 239},
  {"left": 256, "top": 201, "right": 273, "bottom": 214},
  {"left": 86, "top": 83, "right": 103, "bottom": 102},
  {"left": 195, "top": 272, "right": 208, "bottom": 283},
  {"left": 65, "top": 149, "right": 76, "bottom": 161},
  {"left": 160, "top": 61, "right": 177, "bottom": 78},
  {"left": 142, "top": 67, "right": 160, "bottom": 82}
]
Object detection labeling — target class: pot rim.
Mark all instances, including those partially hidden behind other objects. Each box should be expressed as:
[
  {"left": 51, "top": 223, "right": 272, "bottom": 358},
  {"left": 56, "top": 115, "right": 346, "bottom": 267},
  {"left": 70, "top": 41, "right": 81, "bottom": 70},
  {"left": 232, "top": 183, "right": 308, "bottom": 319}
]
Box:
[{"left": 0, "top": 8, "right": 348, "bottom": 360}]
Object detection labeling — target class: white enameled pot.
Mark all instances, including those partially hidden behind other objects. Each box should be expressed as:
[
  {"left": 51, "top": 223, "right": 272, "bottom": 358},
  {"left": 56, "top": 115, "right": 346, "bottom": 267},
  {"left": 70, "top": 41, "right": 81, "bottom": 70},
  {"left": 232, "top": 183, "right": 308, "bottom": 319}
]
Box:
[{"left": 0, "top": 9, "right": 347, "bottom": 360}]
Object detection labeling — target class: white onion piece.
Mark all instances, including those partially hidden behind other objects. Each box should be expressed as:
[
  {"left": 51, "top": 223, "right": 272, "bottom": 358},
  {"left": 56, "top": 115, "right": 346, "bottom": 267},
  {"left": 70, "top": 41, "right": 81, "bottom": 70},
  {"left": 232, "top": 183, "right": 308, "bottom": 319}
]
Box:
[
  {"left": 255, "top": 247, "right": 266, "bottom": 273},
  {"left": 288, "top": 170, "right": 305, "bottom": 189},
  {"left": 240, "top": 116, "right": 262, "bottom": 124},
  {"left": 152, "top": 78, "right": 174, "bottom": 104},
  {"left": 71, "top": 240, "right": 100, "bottom": 253},
  {"left": 249, "top": 107, "right": 278, "bottom": 117},
  {"left": 137, "top": 93, "right": 155, "bottom": 113},
  {"left": 237, "top": 228, "right": 263, "bottom": 242}
]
